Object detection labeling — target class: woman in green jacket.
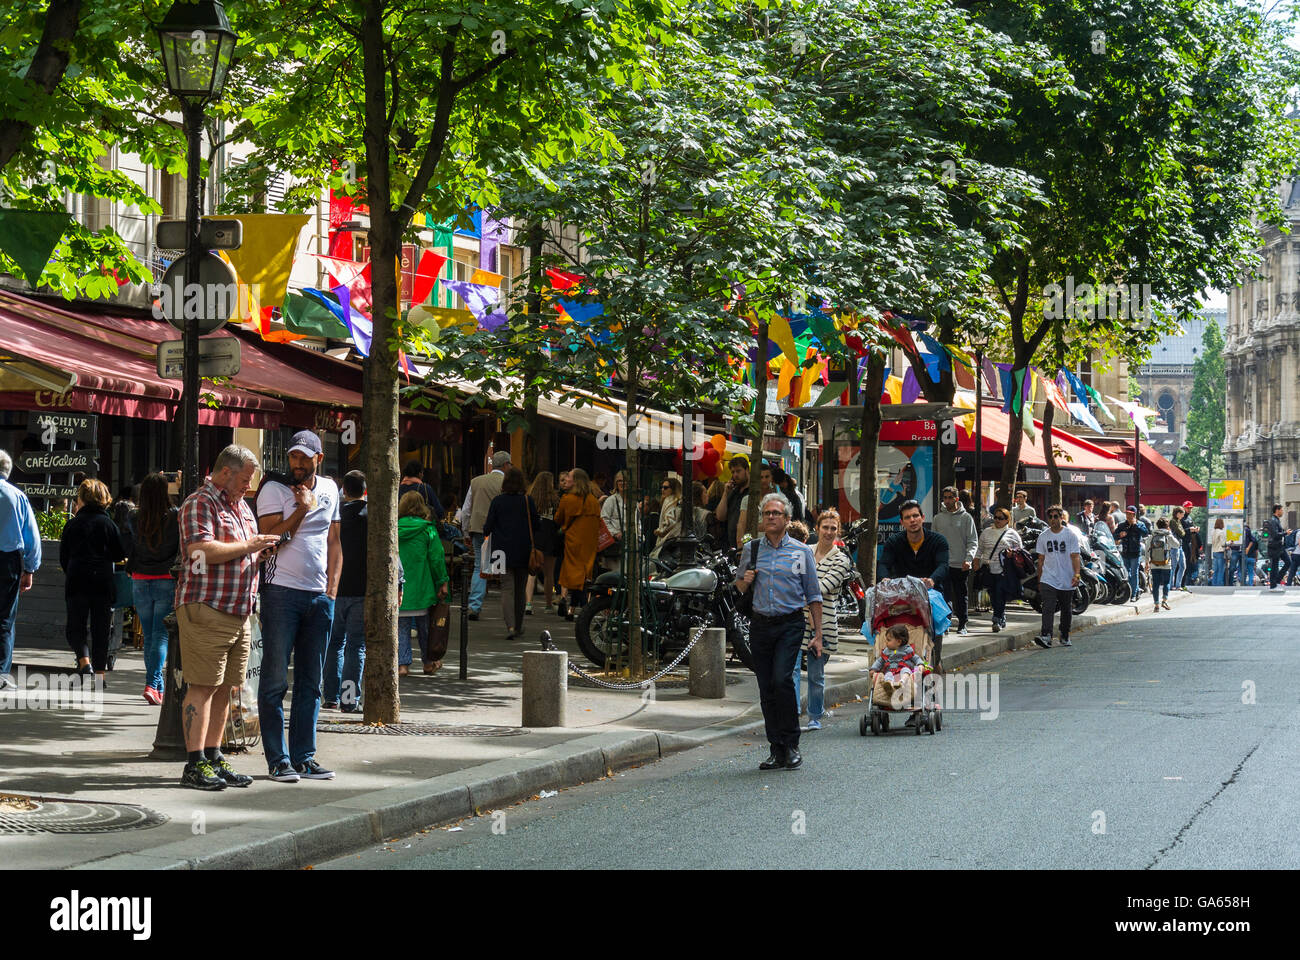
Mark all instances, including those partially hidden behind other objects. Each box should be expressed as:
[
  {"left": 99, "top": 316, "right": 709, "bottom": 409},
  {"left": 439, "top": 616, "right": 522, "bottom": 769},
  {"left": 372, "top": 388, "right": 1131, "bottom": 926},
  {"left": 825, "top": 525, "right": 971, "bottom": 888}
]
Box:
[{"left": 397, "top": 492, "right": 449, "bottom": 675}]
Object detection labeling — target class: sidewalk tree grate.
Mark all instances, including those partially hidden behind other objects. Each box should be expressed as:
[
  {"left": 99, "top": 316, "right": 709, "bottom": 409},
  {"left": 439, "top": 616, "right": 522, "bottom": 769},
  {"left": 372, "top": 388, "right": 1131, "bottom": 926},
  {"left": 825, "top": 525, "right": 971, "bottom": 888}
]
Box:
[
  {"left": 0, "top": 794, "right": 167, "bottom": 835},
  {"left": 316, "top": 720, "right": 528, "bottom": 737}
]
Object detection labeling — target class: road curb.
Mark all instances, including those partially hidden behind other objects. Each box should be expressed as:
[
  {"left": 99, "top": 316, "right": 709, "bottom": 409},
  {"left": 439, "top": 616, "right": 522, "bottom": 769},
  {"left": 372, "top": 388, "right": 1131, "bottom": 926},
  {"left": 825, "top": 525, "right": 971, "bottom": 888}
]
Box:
[{"left": 72, "top": 592, "right": 1197, "bottom": 870}]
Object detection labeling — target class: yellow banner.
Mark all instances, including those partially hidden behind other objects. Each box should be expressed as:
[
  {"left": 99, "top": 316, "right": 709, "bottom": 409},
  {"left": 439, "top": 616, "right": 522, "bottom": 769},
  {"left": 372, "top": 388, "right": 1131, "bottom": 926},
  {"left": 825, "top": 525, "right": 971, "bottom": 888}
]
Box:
[{"left": 224, "top": 214, "right": 310, "bottom": 309}]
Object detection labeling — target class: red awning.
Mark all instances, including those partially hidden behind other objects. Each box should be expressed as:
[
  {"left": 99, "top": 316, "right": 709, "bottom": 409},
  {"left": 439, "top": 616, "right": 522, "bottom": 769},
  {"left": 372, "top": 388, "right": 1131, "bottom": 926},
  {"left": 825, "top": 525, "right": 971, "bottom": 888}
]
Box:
[
  {"left": 1092, "top": 437, "right": 1206, "bottom": 506},
  {"left": 0, "top": 289, "right": 281, "bottom": 427},
  {"left": 956, "top": 405, "right": 1133, "bottom": 479}
]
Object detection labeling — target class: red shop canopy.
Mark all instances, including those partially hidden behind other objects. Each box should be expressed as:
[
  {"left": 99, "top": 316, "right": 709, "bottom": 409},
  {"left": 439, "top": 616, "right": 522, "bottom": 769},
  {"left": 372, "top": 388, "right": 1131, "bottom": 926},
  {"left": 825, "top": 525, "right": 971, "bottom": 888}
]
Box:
[
  {"left": 0, "top": 289, "right": 280, "bottom": 428},
  {"left": 1092, "top": 437, "right": 1206, "bottom": 506},
  {"left": 956, "top": 405, "right": 1134, "bottom": 482}
]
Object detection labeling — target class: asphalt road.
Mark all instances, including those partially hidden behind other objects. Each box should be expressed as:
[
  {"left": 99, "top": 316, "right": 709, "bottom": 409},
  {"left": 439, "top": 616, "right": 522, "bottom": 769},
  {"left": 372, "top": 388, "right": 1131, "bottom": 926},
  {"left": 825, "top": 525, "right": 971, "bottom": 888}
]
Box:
[{"left": 320, "top": 592, "right": 1300, "bottom": 870}]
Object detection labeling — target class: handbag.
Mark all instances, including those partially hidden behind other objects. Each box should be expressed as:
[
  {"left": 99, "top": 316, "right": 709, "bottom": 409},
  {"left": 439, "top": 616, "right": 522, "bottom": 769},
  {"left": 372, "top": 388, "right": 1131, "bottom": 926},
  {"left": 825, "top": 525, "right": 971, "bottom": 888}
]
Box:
[
  {"left": 735, "top": 538, "right": 761, "bottom": 617},
  {"left": 427, "top": 601, "right": 451, "bottom": 661},
  {"left": 978, "top": 529, "right": 1010, "bottom": 589},
  {"left": 525, "top": 500, "right": 545, "bottom": 575},
  {"left": 596, "top": 498, "right": 622, "bottom": 557}
]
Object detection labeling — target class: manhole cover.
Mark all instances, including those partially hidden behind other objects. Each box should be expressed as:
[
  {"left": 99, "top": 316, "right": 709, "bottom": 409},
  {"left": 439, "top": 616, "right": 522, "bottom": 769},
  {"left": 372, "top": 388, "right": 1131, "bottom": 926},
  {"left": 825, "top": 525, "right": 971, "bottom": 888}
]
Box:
[
  {"left": 0, "top": 794, "right": 167, "bottom": 835},
  {"left": 567, "top": 670, "right": 745, "bottom": 690},
  {"left": 316, "top": 720, "right": 528, "bottom": 737}
]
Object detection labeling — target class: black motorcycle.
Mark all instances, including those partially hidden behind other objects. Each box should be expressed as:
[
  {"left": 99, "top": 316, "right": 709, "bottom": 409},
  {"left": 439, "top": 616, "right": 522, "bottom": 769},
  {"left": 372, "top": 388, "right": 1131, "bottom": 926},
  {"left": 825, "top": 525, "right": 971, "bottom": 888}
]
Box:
[
  {"left": 575, "top": 551, "right": 754, "bottom": 670},
  {"left": 1088, "top": 524, "right": 1131, "bottom": 604}
]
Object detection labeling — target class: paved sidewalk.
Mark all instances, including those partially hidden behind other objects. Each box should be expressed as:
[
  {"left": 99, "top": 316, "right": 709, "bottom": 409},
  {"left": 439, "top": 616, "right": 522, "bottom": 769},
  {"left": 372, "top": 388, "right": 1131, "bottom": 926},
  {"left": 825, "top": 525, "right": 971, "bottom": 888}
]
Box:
[{"left": 0, "top": 587, "right": 1199, "bottom": 869}]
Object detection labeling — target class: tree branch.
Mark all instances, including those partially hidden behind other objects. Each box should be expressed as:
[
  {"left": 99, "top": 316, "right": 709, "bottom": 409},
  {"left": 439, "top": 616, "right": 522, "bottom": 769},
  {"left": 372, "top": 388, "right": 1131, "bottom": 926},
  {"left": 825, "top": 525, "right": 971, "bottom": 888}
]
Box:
[{"left": 0, "top": 0, "right": 83, "bottom": 171}]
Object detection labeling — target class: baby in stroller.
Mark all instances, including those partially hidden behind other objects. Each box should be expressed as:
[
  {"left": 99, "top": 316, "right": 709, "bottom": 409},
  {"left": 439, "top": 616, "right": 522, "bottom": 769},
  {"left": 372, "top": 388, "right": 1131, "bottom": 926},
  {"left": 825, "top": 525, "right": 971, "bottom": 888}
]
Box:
[{"left": 869, "top": 624, "right": 925, "bottom": 710}]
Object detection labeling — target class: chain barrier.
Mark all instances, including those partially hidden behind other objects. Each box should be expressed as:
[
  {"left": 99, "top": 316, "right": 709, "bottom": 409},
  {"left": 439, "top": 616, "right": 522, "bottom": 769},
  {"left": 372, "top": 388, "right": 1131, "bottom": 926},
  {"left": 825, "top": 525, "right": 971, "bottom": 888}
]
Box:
[{"left": 541, "top": 623, "right": 709, "bottom": 690}]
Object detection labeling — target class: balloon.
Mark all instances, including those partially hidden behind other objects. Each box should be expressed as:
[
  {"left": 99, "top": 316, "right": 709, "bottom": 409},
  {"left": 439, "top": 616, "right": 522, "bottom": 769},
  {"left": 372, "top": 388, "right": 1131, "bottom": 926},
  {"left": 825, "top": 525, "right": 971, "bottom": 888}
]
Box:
[
  {"left": 699, "top": 445, "right": 721, "bottom": 478},
  {"left": 710, "top": 433, "right": 727, "bottom": 454}
]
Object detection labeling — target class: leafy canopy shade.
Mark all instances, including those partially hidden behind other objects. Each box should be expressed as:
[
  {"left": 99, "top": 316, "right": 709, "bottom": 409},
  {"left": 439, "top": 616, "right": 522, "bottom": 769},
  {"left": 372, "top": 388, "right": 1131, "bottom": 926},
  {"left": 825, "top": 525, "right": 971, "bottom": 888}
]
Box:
[{"left": 156, "top": 0, "right": 237, "bottom": 101}]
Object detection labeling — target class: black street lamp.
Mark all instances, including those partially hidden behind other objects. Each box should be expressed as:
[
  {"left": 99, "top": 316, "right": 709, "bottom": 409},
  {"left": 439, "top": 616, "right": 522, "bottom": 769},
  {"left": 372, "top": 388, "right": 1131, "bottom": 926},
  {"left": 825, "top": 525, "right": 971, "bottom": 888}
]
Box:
[
  {"left": 150, "top": 0, "right": 237, "bottom": 761},
  {"left": 156, "top": 0, "right": 237, "bottom": 495}
]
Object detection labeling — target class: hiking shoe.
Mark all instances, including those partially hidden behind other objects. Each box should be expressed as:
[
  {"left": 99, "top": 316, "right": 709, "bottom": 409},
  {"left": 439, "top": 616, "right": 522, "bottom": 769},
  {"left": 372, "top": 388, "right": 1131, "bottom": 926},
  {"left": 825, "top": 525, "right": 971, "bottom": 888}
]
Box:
[
  {"left": 210, "top": 756, "right": 253, "bottom": 788},
  {"left": 1059, "top": 636, "right": 1072, "bottom": 647},
  {"left": 181, "top": 760, "right": 227, "bottom": 791},
  {"left": 294, "top": 759, "right": 335, "bottom": 780},
  {"left": 1033, "top": 635, "right": 1051, "bottom": 649},
  {"left": 269, "top": 761, "right": 300, "bottom": 783}
]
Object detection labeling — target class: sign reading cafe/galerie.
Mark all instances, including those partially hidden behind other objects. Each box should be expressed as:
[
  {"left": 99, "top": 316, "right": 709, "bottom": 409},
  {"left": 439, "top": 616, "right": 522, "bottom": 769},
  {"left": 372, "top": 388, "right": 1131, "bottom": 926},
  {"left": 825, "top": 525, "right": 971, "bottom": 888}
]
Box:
[{"left": 17, "top": 449, "right": 97, "bottom": 473}]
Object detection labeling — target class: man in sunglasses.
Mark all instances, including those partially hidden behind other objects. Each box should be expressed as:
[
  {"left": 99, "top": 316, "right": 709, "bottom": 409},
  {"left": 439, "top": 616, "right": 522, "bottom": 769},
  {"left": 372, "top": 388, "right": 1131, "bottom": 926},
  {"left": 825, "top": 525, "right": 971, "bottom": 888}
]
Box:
[{"left": 1034, "top": 505, "right": 1081, "bottom": 648}]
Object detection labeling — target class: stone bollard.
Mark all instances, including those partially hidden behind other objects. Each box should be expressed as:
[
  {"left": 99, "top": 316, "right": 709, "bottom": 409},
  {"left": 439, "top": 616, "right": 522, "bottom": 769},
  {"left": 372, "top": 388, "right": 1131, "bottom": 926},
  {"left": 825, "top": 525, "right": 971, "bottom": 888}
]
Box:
[
  {"left": 688, "top": 627, "right": 727, "bottom": 699},
  {"left": 522, "top": 649, "right": 569, "bottom": 727}
]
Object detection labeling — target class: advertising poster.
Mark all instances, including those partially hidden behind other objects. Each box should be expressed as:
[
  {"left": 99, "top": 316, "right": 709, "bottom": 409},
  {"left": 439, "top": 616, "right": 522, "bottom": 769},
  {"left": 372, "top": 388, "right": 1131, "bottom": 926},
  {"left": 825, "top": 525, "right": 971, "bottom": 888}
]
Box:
[
  {"left": 1223, "top": 517, "right": 1244, "bottom": 546},
  {"left": 837, "top": 442, "right": 937, "bottom": 532},
  {"left": 1207, "top": 479, "right": 1246, "bottom": 514}
]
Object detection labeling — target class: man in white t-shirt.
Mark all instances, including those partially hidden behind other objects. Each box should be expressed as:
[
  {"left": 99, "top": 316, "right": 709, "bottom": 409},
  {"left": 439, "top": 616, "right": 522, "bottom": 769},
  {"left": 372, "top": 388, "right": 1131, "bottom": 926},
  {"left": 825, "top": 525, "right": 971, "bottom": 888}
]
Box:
[
  {"left": 256, "top": 430, "right": 342, "bottom": 783},
  {"left": 1033, "top": 504, "right": 1081, "bottom": 649}
]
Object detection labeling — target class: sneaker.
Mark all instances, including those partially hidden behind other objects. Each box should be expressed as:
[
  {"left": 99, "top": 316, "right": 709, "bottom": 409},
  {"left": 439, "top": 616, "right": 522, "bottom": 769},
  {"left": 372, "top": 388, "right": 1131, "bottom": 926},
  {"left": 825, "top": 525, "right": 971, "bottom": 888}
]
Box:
[
  {"left": 142, "top": 687, "right": 163, "bottom": 705},
  {"left": 806, "top": 719, "right": 822, "bottom": 731},
  {"left": 1033, "top": 635, "right": 1051, "bottom": 649},
  {"left": 991, "top": 620, "right": 1001, "bottom": 633},
  {"left": 294, "top": 758, "right": 335, "bottom": 780},
  {"left": 1161, "top": 601, "right": 1170, "bottom": 610},
  {"left": 525, "top": 603, "right": 534, "bottom": 615},
  {"left": 958, "top": 625, "right": 969, "bottom": 636},
  {"left": 269, "top": 761, "right": 300, "bottom": 783},
  {"left": 467, "top": 611, "right": 480, "bottom": 621},
  {"left": 322, "top": 700, "right": 339, "bottom": 710},
  {"left": 181, "top": 759, "right": 227, "bottom": 791},
  {"left": 210, "top": 756, "right": 253, "bottom": 788},
  {"left": 1059, "top": 636, "right": 1072, "bottom": 647}
]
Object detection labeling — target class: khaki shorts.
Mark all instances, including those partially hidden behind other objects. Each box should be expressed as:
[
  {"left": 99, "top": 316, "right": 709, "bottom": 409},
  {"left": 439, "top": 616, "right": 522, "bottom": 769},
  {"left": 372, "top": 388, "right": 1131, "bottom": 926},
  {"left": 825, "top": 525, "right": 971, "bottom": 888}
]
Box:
[{"left": 176, "top": 603, "right": 251, "bottom": 688}]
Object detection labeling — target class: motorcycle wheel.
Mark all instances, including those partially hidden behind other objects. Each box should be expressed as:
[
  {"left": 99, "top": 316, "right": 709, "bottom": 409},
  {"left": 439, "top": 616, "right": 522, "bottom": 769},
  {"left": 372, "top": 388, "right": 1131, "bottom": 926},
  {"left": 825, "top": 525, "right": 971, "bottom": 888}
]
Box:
[
  {"left": 1071, "top": 586, "right": 1091, "bottom": 616},
  {"left": 1109, "top": 578, "right": 1130, "bottom": 604},
  {"left": 575, "top": 595, "right": 623, "bottom": 668}
]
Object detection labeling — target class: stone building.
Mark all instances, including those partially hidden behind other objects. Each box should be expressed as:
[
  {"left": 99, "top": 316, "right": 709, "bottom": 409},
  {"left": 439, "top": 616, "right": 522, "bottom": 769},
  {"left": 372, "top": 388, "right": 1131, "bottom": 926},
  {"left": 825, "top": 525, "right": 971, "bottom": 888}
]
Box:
[
  {"left": 1134, "top": 309, "right": 1226, "bottom": 461},
  {"left": 1224, "top": 179, "right": 1300, "bottom": 522}
]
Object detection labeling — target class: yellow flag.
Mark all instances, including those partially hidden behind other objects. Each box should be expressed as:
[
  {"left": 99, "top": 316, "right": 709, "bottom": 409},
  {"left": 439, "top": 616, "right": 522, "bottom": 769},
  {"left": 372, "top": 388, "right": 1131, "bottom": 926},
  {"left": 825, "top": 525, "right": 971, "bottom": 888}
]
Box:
[
  {"left": 223, "top": 214, "right": 310, "bottom": 309},
  {"left": 768, "top": 315, "right": 801, "bottom": 365},
  {"left": 777, "top": 357, "right": 796, "bottom": 400},
  {"left": 796, "top": 364, "right": 816, "bottom": 406},
  {"left": 420, "top": 306, "right": 477, "bottom": 334},
  {"left": 885, "top": 374, "right": 903, "bottom": 405},
  {"left": 470, "top": 268, "right": 503, "bottom": 287}
]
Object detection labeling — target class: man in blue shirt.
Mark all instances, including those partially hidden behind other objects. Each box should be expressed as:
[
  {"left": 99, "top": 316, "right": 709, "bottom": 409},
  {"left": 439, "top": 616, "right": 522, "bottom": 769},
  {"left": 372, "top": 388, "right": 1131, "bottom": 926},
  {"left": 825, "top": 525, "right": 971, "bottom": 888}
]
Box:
[
  {"left": 0, "top": 450, "right": 42, "bottom": 689},
  {"left": 736, "top": 492, "right": 823, "bottom": 771}
]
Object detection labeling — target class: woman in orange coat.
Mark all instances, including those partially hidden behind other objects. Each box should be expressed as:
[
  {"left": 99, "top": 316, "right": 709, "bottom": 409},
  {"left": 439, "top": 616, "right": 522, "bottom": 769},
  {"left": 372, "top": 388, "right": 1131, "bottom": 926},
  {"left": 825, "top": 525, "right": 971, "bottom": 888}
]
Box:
[{"left": 554, "top": 467, "right": 601, "bottom": 621}]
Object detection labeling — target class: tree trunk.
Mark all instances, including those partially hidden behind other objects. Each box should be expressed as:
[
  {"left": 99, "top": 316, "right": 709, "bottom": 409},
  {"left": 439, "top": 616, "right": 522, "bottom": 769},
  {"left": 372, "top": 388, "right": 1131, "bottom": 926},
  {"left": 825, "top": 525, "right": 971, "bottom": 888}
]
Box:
[
  {"left": 359, "top": 3, "right": 401, "bottom": 724},
  {"left": 1042, "top": 400, "right": 1062, "bottom": 507},
  {"left": 0, "top": 0, "right": 81, "bottom": 171},
  {"left": 744, "top": 320, "right": 769, "bottom": 543},
  {"left": 625, "top": 357, "right": 643, "bottom": 677},
  {"left": 521, "top": 221, "right": 545, "bottom": 477},
  {"left": 858, "top": 352, "right": 887, "bottom": 583}
]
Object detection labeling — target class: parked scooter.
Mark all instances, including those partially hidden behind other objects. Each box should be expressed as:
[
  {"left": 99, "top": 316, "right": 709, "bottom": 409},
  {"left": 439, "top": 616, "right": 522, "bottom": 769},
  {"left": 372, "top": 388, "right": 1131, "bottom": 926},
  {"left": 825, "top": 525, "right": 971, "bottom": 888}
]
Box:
[{"left": 1088, "top": 523, "right": 1132, "bottom": 604}]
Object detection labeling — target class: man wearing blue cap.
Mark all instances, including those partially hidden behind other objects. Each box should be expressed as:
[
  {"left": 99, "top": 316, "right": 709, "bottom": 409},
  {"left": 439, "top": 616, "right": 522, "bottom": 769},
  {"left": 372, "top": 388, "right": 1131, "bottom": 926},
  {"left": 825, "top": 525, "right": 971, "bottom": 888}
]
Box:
[{"left": 256, "top": 430, "right": 342, "bottom": 783}]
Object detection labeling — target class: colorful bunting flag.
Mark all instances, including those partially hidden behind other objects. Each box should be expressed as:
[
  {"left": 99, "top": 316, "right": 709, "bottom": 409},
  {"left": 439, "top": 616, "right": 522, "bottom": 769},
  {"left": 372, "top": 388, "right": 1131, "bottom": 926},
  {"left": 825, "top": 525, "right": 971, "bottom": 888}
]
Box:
[
  {"left": 901, "top": 368, "right": 922, "bottom": 404},
  {"left": 282, "top": 291, "right": 350, "bottom": 339},
  {"left": 442, "top": 279, "right": 507, "bottom": 332},
  {"left": 0, "top": 210, "right": 72, "bottom": 286},
  {"left": 1086, "top": 385, "right": 1116, "bottom": 422},
  {"left": 768, "top": 315, "right": 802, "bottom": 366},
  {"left": 225, "top": 214, "right": 310, "bottom": 310},
  {"left": 1021, "top": 372, "right": 1037, "bottom": 441},
  {"left": 1038, "top": 369, "right": 1070, "bottom": 412}
]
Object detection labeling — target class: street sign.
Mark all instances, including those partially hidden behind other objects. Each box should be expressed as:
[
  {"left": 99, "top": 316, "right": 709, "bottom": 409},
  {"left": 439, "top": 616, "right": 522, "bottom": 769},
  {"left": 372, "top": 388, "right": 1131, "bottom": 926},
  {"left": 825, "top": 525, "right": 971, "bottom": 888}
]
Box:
[
  {"left": 17, "top": 449, "right": 97, "bottom": 473},
  {"left": 157, "top": 251, "right": 238, "bottom": 334},
  {"left": 26, "top": 412, "right": 97, "bottom": 445},
  {"left": 156, "top": 338, "right": 241, "bottom": 380},
  {"left": 156, "top": 218, "right": 243, "bottom": 250},
  {"left": 17, "top": 483, "right": 78, "bottom": 499}
]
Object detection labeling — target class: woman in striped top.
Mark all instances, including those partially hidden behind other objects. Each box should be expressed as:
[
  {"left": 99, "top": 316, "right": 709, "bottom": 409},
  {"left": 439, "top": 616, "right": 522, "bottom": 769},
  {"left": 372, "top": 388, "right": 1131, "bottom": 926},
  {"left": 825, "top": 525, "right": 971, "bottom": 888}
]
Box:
[{"left": 798, "top": 508, "right": 855, "bottom": 729}]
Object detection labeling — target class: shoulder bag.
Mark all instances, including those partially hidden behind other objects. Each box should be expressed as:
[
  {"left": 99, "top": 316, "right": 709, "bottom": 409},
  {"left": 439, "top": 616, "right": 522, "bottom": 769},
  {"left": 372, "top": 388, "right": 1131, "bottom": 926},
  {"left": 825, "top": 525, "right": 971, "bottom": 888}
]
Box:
[{"left": 525, "top": 498, "right": 545, "bottom": 575}]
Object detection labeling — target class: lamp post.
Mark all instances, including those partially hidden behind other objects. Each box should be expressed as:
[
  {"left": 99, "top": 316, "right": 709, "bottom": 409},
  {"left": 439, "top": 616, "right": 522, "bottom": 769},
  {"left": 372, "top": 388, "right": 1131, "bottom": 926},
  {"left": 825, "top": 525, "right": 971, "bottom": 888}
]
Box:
[
  {"left": 151, "top": 1, "right": 237, "bottom": 761},
  {"left": 156, "top": 0, "right": 237, "bottom": 494},
  {"left": 969, "top": 333, "right": 989, "bottom": 517}
]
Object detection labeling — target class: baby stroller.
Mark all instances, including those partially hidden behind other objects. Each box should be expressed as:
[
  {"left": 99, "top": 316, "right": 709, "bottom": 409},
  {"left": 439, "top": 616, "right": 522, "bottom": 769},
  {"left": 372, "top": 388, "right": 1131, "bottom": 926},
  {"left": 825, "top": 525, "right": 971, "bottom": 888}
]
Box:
[{"left": 857, "top": 577, "right": 942, "bottom": 737}]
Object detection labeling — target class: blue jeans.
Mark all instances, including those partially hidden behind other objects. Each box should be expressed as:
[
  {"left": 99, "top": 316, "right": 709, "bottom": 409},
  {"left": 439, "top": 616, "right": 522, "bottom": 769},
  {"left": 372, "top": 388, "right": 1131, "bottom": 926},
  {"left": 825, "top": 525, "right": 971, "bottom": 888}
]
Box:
[
  {"left": 258, "top": 584, "right": 334, "bottom": 770},
  {"left": 1212, "top": 552, "right": 1225, "bottom": 585},
  {"left": 132, "top": 577, "right": 175, "bottom": 692},
  {"left": 1244, "top": 557, "right": 1257, "bottom": 586},
  {"left": 324, "top": 595, "right": 365, "bottom": 709},
  {"left": 1125, "top": 555, "right": 1141, "bottom": 597},
  {"left": 468, "top": 532, "right": 487, "bottom": 613},
  {"left": 1169, "top": 547, "right": 1185, "bottom": 589},
  {"left": 1150, "top": 568, "right": 1170, "bottom": 604},
  {"left": 794, "top": 648, "right": 830, "bottom": 720},
  {"left": 1227, "top": 550, "right": 1241, "bottom": 585},
  {"left": 398, "top": 613, "right": 426, "bottom": 666}
]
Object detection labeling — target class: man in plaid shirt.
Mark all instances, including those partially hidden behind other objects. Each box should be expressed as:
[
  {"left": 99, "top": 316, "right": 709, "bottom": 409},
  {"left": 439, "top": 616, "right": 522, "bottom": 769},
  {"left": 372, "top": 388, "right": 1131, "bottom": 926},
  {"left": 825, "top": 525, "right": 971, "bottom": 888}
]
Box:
[{"left": 175, "top": 445, "right": 281, "bottom": 791}]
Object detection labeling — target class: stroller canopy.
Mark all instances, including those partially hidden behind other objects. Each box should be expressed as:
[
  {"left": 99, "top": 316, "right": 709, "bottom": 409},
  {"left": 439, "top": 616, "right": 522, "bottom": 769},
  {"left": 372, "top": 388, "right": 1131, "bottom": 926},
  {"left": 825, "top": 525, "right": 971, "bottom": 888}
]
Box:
[{"left": 865, "top": 576, "right": 933, "bottom": 635}]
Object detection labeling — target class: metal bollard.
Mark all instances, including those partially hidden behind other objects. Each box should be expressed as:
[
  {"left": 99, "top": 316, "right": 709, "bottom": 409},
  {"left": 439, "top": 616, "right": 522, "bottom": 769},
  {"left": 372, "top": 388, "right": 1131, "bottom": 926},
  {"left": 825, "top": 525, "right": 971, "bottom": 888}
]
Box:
[
  {"left": 521, "top": 649, "right": 568, "bottom": 727},
  {"left": 688, "top": 627, "right": 726, "bottom": 699}
]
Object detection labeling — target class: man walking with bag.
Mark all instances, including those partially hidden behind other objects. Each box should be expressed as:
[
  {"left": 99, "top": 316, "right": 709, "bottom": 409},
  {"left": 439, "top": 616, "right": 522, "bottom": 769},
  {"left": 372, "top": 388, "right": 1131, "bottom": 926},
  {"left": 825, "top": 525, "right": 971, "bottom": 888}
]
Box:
[
  {"left": 459, "top": 450, "right": 509, "bottom": 620},
  {"left": 1265, "top": 503, "right": 1290, "bottom": 590},
  {"left": 735, "top": 493, "right": 823, "bottom": 771}
]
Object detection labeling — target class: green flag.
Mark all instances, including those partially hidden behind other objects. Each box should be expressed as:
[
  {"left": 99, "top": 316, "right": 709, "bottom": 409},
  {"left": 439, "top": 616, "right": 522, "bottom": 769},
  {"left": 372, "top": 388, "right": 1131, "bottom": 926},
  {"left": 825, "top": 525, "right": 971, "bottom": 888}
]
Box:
[
  {"left": 282, "top": 292, "right": 350, "bottom": 338},
  {"left": 0, "top": 210, "right": 72, "bottom": 286},
  {"left": 1085, "top": 385, "right": 1116, "bottom": 422}
]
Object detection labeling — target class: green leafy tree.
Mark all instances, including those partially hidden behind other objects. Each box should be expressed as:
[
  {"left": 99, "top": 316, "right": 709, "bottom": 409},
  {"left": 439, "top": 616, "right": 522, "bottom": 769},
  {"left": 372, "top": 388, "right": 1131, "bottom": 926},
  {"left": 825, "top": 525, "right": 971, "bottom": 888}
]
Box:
[{"left": 1176, "top": 318, "right": 1225, "bottom": 485}]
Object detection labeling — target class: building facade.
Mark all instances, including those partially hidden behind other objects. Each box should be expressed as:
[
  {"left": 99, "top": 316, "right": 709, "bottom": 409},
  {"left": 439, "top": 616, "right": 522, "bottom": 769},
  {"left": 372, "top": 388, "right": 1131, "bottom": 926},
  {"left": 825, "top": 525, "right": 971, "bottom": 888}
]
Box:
[
  {"left": 1224, "top": 180, "right": 1300, "bottom": 523},
  {"left": 1134, "top": 309, "right": 1225, "bottom": 461}
]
